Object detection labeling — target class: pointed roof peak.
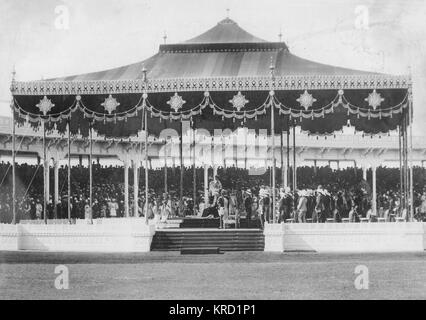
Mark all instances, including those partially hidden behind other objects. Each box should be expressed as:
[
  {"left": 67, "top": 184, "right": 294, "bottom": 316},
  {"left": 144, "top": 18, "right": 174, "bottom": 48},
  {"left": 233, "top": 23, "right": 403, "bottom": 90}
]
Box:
[
  {"left": 217, "top": 17, "right": 237, "bottom": 25},
  {"left": 183, "top": 18, "right": 266, "bottom": 44}
]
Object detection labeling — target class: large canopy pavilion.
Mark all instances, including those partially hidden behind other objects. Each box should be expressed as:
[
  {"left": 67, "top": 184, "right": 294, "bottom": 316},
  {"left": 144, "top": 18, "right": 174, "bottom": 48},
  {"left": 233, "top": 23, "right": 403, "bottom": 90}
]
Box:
[{"left": 10, "top": 18, "right": 413, "bottom": 224}]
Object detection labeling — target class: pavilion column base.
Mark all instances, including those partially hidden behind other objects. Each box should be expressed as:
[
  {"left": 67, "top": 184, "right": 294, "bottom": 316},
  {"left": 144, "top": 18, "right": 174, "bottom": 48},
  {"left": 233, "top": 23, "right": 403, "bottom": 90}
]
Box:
[{"left": 264, "top": 222, "right": 425, "bottom": 253}]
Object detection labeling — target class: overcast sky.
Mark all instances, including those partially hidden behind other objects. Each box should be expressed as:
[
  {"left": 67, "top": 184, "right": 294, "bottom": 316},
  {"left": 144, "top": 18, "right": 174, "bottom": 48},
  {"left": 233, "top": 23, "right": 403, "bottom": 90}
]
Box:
[{"left": 1, "top": 0, "right": 425, "bottom": 135}]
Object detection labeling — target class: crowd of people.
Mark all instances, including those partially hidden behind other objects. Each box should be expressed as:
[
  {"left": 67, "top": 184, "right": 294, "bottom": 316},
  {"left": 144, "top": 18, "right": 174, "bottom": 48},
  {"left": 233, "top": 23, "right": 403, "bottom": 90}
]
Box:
[{"left": 1, "top": 161, "right": 426, "bottom": 224}]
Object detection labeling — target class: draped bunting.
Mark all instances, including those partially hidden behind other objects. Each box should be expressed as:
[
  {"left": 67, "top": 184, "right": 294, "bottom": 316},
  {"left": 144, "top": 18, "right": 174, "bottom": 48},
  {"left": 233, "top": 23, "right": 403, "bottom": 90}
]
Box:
[{"left": 12, "top": 88, "right": 409, "bottom": 137}]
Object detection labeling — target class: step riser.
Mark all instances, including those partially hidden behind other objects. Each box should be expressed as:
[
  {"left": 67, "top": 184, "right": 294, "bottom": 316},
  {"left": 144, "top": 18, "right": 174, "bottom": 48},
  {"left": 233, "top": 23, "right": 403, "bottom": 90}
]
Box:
[{"left": 151, "top": 230, "right": 265, "bottom": 251}]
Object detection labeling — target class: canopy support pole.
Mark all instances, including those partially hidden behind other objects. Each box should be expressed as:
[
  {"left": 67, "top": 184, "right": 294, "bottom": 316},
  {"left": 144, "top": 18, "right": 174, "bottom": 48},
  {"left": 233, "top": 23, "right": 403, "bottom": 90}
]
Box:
[
  {"left": 53, "top": 159, "right": 59, "bottom": 219},
  {"left": 403, "top": 112, "right": 408, "bottom": 214},
  {"left": 11, "top": 108, "right": 16, "bottom": 224},
  {"left": 89, "top": 123, "right": 93, "bottom": 223},
  {"left": 271, "top": 98, "right": 276, "bottom": 223},
  {"left": 164, "top": 144, "right": 168, "bottom": 194},
  {"left": 292, "top": 122, "right": 296, "bottom": 194},
  {"left": 124, "top": 161, "right": 129, "bottom": 217},
  {"left": 43, "top": 120, "right": 47, "bottom": 224},
  {"left": 286, "top": 123, "right": 290, "bottom": 190},
  {"left": 372, "top": 165, "right": 377, "bottom": 215},
  {"left": 67, "top": 120, "right": 71, "bottom": 222},
  {"left": 281, "top": 131, "right": 284, "bottom": 188},
  {"left": 398, "top": 125, "right": 402, "bottom": 212},
  {"left": 144, "top": 107, "right": 149, "bottom": 224},
  {"left": 204, "top": 164, "right": 208, "bottom": 208},
  {"left": 192, "top": 119, "right": 196, "bottom": 215},
  {"left": 408, "top": 94, "right": 414, "bottom": 221},
  {"left": 179, "top": 121, "right": 183, "bottom": 216},
  {"left": 133, "top": 160, "right": 139, "bottom": 217}
]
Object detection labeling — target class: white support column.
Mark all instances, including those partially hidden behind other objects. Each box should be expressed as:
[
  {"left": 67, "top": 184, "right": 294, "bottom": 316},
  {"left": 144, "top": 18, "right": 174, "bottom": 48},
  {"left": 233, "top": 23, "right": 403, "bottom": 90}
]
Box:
[
  {"left": 213, "top": 165, "right": 217, "bottom": 179},
  {"left": 362, "top": 166, "right": 367, "bottom": 181},
  {"left": 124, "top": 161, "right": 129, "bottom": 217},
  {"left": 372, "top": 165, "right": 377, "bottom": 215},
  {"left": 46, "top": 158, "right": 50, "bottom": 204},
  {"left": 54, "top": 159, "right": 59, "bottom": 218},
  {"left": 133, "top": 160, "right": 139, "bottom": 217},
  {"left": 204, "top": 164, "right": 208, "bottom": 207},
  {"left": 283, "top": 165, "right": 288, "bottom": 189},
  {"left": 294, "top": 162, "right": 297, "bottom": 191}
]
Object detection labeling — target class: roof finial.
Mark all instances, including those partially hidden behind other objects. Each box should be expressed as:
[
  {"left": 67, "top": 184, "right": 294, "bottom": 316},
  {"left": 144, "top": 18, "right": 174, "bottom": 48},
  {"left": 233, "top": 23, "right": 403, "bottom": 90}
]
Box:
[
  {"left": 226, "top": 8, "right": 230, "bottom": 18},
  {"left": 278, "top": 28, "right": 283, "bottom": 42},
  {"left": 163, "top": 31, "right": 167, "bottom": 44},
  {"left": 269, "top": 56, "right": 275, "bottom": 79},
  {"left": 141, "top": 64, "right": 148, "bottom": 83},
  {"left": 11, "top": 65, "right": 16, "bottom": 82}
]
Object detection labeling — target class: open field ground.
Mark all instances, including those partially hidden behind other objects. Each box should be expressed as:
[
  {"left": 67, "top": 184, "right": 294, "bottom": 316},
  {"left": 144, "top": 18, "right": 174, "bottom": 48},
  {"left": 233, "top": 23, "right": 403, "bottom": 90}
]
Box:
[{"left": 0, "top": 251, "right": 425, "bottom": 300}]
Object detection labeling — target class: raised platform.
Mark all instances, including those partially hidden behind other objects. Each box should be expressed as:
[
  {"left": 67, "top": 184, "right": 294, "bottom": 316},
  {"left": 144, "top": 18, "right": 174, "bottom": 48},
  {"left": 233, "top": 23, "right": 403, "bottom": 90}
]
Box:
[
  {"left": 0, "top": 219, "right": 155, "bottom": 252},
  {"left": 151, "top": 228, "right": 265, "bottom": 251},
  {"left": 264, "top": 222, "right": 426, "bottom": 253}
]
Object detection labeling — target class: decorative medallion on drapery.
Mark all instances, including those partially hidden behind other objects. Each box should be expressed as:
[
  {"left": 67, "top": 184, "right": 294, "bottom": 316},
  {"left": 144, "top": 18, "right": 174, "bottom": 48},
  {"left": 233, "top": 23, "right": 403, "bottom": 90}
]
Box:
[
  {"left": 229, "top": 91, "right": 249, "bottom": 111},
  {"left": 167, "top": 92, "right": 186, "bottom": 112},
  {"left": 101, "top": 94, "right": 120, "bottom": 114},
  {"left": 296, "top": 90, "right": 317, "bottom": 111},
  {"left": 36, "top": 96, "right": 55, "bottom": 115},
  {"left": 365, "top": 89, "right": 384, "bottom": 110}
]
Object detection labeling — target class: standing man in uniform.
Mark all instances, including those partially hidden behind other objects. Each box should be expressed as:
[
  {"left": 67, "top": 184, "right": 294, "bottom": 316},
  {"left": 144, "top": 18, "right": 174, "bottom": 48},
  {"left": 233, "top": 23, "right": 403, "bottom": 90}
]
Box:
[{"left": 209, "top": 175, "right": 222, "bottom": 206}]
